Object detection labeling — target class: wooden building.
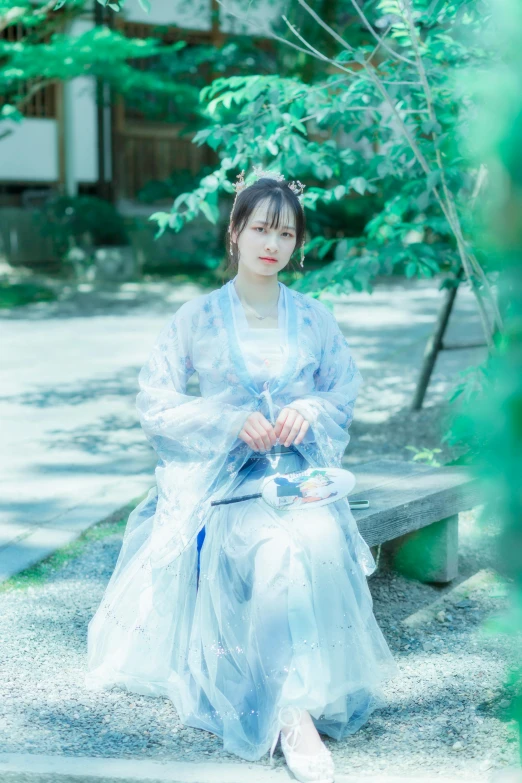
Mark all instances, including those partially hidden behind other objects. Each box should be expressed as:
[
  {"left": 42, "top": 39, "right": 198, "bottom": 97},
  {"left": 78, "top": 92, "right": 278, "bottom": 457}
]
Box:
[{"left": 0, "top": 0, "right": 280, "bottom": 212}]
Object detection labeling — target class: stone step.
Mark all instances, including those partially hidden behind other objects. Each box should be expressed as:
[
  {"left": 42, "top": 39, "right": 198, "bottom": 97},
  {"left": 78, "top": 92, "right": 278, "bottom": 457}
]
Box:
[{"left": 0, "top": 752, "right": 504, "bottom": 783}]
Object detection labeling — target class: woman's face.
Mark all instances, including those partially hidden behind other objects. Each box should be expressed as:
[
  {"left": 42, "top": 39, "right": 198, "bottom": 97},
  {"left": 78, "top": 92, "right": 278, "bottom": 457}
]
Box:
[{"left": 231, "top": 197, "right": 297, "bottom": 277}]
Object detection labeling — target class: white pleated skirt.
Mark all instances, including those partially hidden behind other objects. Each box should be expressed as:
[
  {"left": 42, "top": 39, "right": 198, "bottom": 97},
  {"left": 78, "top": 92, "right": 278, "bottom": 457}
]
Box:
[{"left": 86, "top": 447, "right": 399, "bottom": 762}]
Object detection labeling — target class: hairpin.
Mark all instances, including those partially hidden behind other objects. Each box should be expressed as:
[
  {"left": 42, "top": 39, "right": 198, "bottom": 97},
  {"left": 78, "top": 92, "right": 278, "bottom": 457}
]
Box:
[{"left": 230, "top": 166, "right": 306, "bottom": 208}]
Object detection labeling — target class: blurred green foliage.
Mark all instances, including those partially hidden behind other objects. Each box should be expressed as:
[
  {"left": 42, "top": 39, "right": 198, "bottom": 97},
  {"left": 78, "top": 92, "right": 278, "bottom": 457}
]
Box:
[
  {"left": 404, "top": 445, "right": 442, "bottom": 468},
  {"left": 33, "top": 195, "right": 129, "bottom": 257},
  {"left": 0, "top": 281, "right": 57, "bottom": 308},
  {"left": 0, "top": 9, "right": 190, "bottom": 125},
  {"left": 136, "top": 166, "right": 218, "bottom": 205},
  {"left": 444, "top": 0, "right": 522, "bottom": 750}
]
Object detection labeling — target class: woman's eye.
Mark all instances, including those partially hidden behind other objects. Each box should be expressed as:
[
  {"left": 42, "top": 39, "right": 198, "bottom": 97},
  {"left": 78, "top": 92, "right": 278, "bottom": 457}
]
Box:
[{"left": 253, "top": 226, "right": 293, "bottom": 237}]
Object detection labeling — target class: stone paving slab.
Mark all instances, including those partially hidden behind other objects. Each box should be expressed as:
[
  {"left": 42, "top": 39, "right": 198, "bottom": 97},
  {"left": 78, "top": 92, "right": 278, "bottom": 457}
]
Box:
[
  {"left": 0, "top": 474, "right": 152, "bottom": 583},
  {"left": 0, "top": 753, "right": 512, "bottom": 782}
]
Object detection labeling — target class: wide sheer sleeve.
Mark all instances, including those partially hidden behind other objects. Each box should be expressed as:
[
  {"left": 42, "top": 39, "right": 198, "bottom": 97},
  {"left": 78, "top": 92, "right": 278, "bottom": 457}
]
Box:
[
  {"left": 136, "top": 298, "right": 251, "bottom": 464},
  {"left": 285, "top": 306, "right": 363, "bottom": 466},
  {"left": 136, "top": 299, "right": 257, "bottom": 568}
]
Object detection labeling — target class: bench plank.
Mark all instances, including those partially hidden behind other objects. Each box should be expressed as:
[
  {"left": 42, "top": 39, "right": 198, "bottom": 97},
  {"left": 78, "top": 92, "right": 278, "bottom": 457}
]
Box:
[
  {"left": 346, "top": 459, "right": 482, "bottom": 584},
  {"left": 347, "top": 459, "right": 481, "bottom": 547}
]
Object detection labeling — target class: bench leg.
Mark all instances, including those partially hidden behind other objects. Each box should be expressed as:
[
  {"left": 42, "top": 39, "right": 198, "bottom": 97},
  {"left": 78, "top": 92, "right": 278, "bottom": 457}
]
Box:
[{"left": 382, "top": 514, "right": 459, "bottom": 584}]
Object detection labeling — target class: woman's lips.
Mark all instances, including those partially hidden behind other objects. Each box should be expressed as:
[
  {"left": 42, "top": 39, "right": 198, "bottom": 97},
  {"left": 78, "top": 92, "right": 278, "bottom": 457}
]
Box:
[{"left": 260, "top": 257, "right": 278, "bottom": 264}]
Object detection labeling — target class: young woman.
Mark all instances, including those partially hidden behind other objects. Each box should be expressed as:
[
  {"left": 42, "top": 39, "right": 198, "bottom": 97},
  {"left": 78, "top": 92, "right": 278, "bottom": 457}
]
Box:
[{"left": 86, "top": 167, "right": 399, "bottom": 783}]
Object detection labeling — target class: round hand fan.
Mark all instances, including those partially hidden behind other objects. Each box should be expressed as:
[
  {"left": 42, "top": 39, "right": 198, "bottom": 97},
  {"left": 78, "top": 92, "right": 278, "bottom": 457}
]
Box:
[{"left": 210, "top": 467, "right": 369, "bottom": 511}]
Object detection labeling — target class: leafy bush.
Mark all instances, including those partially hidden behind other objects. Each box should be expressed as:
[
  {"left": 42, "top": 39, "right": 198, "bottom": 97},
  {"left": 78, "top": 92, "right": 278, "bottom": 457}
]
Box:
[
  {"left": 34, "top": 196, "right": 129, "bottom": 257},
  {"left": 0, "top": 281, "right": 57, "bottom": 308}
]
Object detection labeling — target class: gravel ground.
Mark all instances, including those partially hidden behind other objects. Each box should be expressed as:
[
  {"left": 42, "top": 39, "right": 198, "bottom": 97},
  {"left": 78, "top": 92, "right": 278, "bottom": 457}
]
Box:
[
  {"left": 345, "top": 399, "right": 460, "bottom": 467},
  {"left": 0, "top": 416, "right": 519, "bottom": 780}
]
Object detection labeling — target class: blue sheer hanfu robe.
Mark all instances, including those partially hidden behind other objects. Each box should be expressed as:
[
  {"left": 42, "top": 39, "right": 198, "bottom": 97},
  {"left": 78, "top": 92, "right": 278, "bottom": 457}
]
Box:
[{"left": 85, "top": 275, "right": 400, "bottom": 762}]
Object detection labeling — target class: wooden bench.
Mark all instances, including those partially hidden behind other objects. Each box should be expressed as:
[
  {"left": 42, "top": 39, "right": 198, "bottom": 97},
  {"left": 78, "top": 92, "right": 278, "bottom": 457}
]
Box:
[{"left": 346, "top": 459, "right": 482, "bottom": 583}]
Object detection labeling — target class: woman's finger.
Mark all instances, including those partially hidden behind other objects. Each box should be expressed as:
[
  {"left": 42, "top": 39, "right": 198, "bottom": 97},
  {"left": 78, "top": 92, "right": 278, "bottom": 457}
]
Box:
[
  {"left": 276, "top": 409, "right": 299, "bottom": 444},
  {"left": 283, "top": 417, "right": 304, "bottom": 447},
  {"left": 293, "top": 419, "right": 310, "bottom": 446},
  {"left": 240, "top": 418, "right": 265, "bottom": 450},
  {"left": 239, "top": 430, "right": 259, "bottom": 451},
  {"left": 249, "top": 421, "right": 273, "bottom": 451}
]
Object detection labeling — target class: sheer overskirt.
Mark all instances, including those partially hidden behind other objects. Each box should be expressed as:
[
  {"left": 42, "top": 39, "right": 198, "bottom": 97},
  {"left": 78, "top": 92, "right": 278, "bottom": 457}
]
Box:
[
  {"left": 86, "top": 279, "right": 400, "bottom": 762},
  {"left": 86, "top": 449, "right": 399, "bottom": 761}
]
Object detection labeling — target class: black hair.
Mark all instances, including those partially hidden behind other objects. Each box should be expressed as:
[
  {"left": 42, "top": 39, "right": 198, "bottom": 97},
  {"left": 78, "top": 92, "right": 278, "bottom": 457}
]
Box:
[{"left": 225, "top": 176, "right": 306, "bottom": 274}]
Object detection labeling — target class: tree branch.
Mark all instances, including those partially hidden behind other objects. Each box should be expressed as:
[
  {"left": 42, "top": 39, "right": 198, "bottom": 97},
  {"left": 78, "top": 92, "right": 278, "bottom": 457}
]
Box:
[
  {"left": 399, "top": 0, "right": 502, "bottom": 339},
  {"left": 345, "top": 0, "right": 416, "bottom": 67}
]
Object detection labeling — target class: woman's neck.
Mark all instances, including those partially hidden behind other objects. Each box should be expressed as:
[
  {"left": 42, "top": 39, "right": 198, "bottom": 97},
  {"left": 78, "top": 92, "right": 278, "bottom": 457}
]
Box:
[{"left": 234, "top": 268, "right": 279, "bottom": 309}]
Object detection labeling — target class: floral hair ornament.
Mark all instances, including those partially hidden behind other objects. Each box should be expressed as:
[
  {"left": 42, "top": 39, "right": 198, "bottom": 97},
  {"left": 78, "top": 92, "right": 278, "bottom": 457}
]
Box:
[{"left": 228, "top": 164, "right": 307, "bottom": 267}]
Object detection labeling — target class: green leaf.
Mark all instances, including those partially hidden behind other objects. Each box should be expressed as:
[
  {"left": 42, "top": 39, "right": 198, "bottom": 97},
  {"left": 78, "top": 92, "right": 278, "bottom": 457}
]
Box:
[
  {"left": 420, "top": 256, "right": 440, "bottom": 273},
  {"left": 350, "top": 177, "right": 368, "bottom": 195},
  {"left": 405, "top": 261, "right": 417, "bottom": 278},
  {"left": 199, "top": 200, "right": 218, "bottom": 225},
  {"left": 167, "top": 214, "right": 183, "bottom": 233},
  {"left": 206, "top": 130, "right": 223, "bottom": 151},
  {"left": 426, "top": 169, "right": 442, "bottom": 192},
  {"left": 434, "top": 132, "right": 449, "bottom": 150},
  {"left": 1, "top": 104, "right": 24, "bottom": 123},
  {"left": 192, "top": 129, "right": 212, "bottom": 146},
  {"left": 200, "top": 173, "right": 220, "bottom": 190},
  {"left": 318, "top": 239, "right": 336, "bottom": 259},
  {"left": 421, "top": 119, "right": 442, "bottom": 135},
  {"left": 315, "top": 108, "right": 331, "bottom": 124},
  {"left": 289, "top": 117, "right": 308, "bottom": 135},
  {"left": 173, "top": 193, "right": 187, "bottom": 210},
  {"left": 416, "top": 190, "right": 431, "bottom": 210}
]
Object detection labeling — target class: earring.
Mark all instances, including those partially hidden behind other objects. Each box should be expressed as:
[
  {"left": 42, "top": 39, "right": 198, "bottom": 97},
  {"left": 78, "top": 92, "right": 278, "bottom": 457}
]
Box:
[{"left": 300, "top": 241, "right": 306, "bottom": 268}]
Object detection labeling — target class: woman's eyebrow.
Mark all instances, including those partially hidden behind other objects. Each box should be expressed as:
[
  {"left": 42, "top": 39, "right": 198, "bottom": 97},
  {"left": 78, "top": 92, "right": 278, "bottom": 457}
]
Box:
[{"left": 253, "top": 220, "right": 296, "bottom": 230}]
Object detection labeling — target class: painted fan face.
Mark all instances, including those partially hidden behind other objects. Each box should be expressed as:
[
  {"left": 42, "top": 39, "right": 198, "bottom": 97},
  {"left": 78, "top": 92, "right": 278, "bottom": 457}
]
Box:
[{"left": 260, "top": 467, "right": 356, "bottom": 511}]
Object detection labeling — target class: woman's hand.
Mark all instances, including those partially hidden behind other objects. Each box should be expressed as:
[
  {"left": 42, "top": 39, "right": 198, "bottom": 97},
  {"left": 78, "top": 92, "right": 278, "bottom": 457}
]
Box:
[
  {"left": 238, "top": 409, "right": 311, "bottom": 452},
  {"left": 274, "top": 407, "right": 310, "bottom": 447},
  {"left": 238, "top": 412, "right": 278, "bottom": 452}
]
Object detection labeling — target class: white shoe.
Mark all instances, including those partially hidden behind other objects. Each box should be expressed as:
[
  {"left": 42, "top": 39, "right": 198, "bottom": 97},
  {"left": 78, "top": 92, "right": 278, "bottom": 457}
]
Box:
[{"left": 269, "top": 705, "right": 335, "bottom": 783}]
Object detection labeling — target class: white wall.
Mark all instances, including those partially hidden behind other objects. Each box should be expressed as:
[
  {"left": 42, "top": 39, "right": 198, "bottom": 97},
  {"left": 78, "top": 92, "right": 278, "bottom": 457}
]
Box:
[
  {"left": 69, "top": 18, "right": 100, "bottom": 183},
  {"left": 218, "top": 0, "right": 286, "bottom": 34},
  {"left": 123, "top": 0, "right": 285, "bottom": 33},
  {"left": 0, "top": 17, "right": 99, "bottom": 185},
  {"left": 66, "top": 74, "right": 100, "bottom": 183},
  {"left": 0, "top": 119, "right": 58, "bottom": 182},
  {"left": 125, "top": 0, "right": 212, "bottom": 28}
]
